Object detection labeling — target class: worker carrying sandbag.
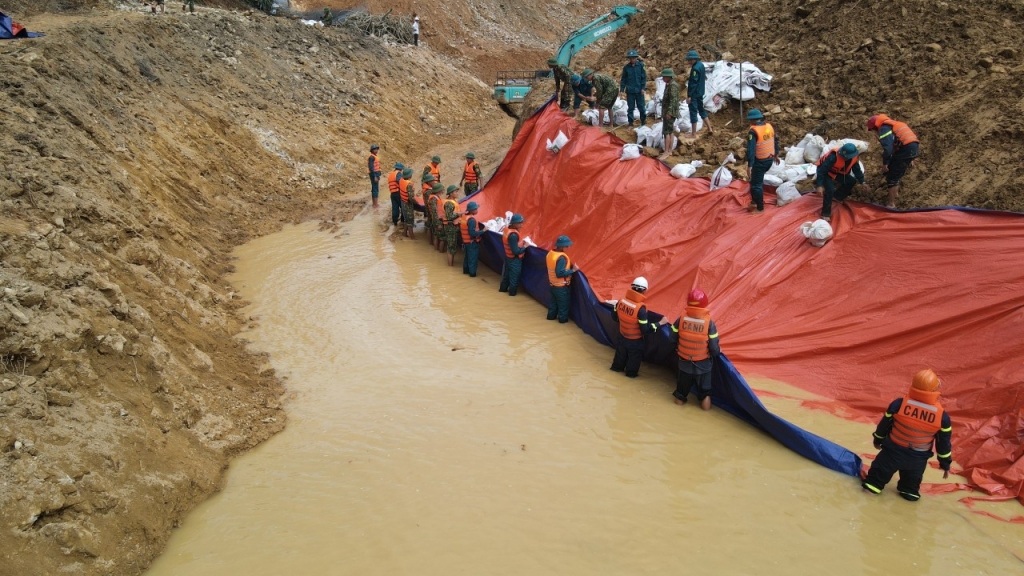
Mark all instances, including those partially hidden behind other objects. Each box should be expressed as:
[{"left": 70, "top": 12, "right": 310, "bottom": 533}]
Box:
[
  {"left": 862, "top": 369, "right": 952, "bottom": 502},
  {"left": 866, "top": 114, "right": 920, "bottom": 209},
  {"left": 815, "top": 143, "right": 867, "bottom": 222},
  {"left": 609, "top": 277, "right": 658, "bottom": 378},
  {"left": 666, "top": 288, "right": 721, "bottom": 411},
  {"left": 745, "top": 109, "right": 780, "bottom": 214},
  {"left": 545, "top": 235, "right": 578, "bottom": 324}
]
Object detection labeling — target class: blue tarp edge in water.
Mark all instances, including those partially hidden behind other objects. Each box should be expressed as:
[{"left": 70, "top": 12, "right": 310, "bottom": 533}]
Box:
[{"left": 475, "top": 230, "right": 864, "bottom": 478}]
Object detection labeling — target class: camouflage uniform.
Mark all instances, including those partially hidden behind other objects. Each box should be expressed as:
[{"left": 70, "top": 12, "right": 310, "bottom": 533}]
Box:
[
  {"left": 403, "top": 182, "right": 417, "bottom": 227},
  {"left": 553, "top": 64, "right": 574, "bottom": 110},
  {"left": 593, "top": 73, "right": 619, "bottom": 109},
  {"left": 463, "top": 161, "right": 482, "bottom": 195},
  {"left": 443, "top": 199, "right": 460, "bottom": 255},
  {"left": 426, "top": 192, "right": 439, "bottom": 234},
  {"left": 662, "top": 80, "right": 681, "bottom": 135}
]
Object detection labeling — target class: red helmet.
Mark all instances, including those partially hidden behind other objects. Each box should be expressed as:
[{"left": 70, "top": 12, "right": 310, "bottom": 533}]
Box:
[
  {"left": 865, "top": 115, "right": 880, "bottom": 131},
  {"left": 687, "top": 288, "right": 708, "bottom": 308}
]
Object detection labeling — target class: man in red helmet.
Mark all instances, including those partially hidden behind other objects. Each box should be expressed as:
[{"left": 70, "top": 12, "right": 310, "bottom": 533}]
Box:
[
  {"left": 667, "top": 288, "right": 721, "bottom": 410},
  {"left": 866, "top": 114, "right": 920, "bottom": 209},
  {"left": 862, "top": 369, "right": 953, "bottom": 502}
]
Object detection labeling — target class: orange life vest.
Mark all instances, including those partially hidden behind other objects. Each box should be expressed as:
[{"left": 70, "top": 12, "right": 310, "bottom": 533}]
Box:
[
  {"left": 398, "top": 178, "right": 412, "bottom": 202},
  {"left": 464, "top": 160, "right": 479, "bottom": 183},
  {"left": 387, "top": 170, "right": 402, "bottom": 193},
  {"left": 426, "top": 194, "right": 441, "bottom": 221},
  {"left": 442, "top": 199, "right": 458, "bottom": 224},
  {"left": 546, "top": 251, "right": 571, "bottom": 287},
  {"left": 677, "top": 306, "right": 712, "bottom": 361},
  {"left": 425, "top": 163, "right": 441, "bottom": 183},
  {"left": 750, "top": 124, "right": 776, "bottom": 160},
  {"left": 881, "top": 119, "right": 919, "bottom": 148},
  {"left": 459, "top": 215, "right": 481, "bottom": 243},
  {"left": 890, "top": 387, "right": 944, "bottom": 451},
  {"left": 422, "top": 182, "right": 434, "bottom": 196},
  {"left": 817, "top": 150, "right": 856, "bottom": 179},
  {"left": 503, "top": 227, "right": 523, "bottom": 259},
  {"left": 368, "top": 152, "right": 381, "bottom": 173},
  {"left": 616, "top": 289, "right": 647, "bottom": 340}
]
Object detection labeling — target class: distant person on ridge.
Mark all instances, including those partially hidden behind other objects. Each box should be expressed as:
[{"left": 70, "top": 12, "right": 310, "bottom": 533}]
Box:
[
  {"left": 745, "top": 109, "right": 779, "bottom": 214},
  {"left": 321, "top": 7, "right": 332, "bottom": 25},
  {"left": 459, "top": 201, "right": 485, "bottom": 277},
  {"left": 545, "top": 235, "right": 578, "bottom": 323},
  {"left": 548, "top": 58, "right": 575, "bottom": 112},
  {"left": 499, "top": 214, "right": 527, "bottom": 296},
  {"left": 609, "top": 277, "right": 657, "bottom": 378},
  {"left": 387, "top": 162, "right": 405, "bottom": 226},
  {"left": 367, "top": 144, "right": 381, "bottom": 210},
  {"left": 657, "top": 68, "right": 680, "bottom": 161},
  {"left": 460, "top": 152, "right": 482, "bottom": 195},
  {"left": 620, "top": 49, "right": 647, "bottom": 127},
  {"left": 412, "top": 14, "right": 420, "bottom": 46},
  {"left": 685, "top": 50, "right": 713, "bottom": 139},
  {"left": 182, "top": 0, "right": 195, "bottom": 13},
  {"left": 442, "top": 186, "right": 462, "bottom": 267},
  {"left": 422, "top": 155, "right": 442, "bottom": 186},
  {"left": 866, "top": 114, "right": 920, "bottom": 209},
  {"left": 587, "top": 69, "right": 619, "bottom": 129},
  {"left": 667, "top": 288, "right": 721, "bottom": 411},
  {"left": 815, "top": 143, "right": 867, "bottom": 222},
  {"left": 571, "top": 73, "right": 595, "bottom": 120},
  {"left": 862, "top": 369, "right": 952, "bottom": 502}
]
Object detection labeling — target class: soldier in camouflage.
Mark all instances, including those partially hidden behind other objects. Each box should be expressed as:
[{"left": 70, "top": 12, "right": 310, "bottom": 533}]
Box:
[
  {"left": 585, "top": 69, "right": 618, "bottom": 128},
  {"left": 443, "top": 185, "right": 461, "bottom": 266},
  {"left": 547, "top": 58, "right": 574, "bottom": 112},
  {"left": 658, "top": 68, "right": 680, "bottom": 161},
  {"left": 402, "top": 168, "right": 418, "bottom": 240}
]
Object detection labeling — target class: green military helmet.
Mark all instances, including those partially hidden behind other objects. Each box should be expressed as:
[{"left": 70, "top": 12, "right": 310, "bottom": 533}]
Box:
[
  {"left": 746, "top": 108, "right": 764, "bottom": 121},
  {"left": 423, "top": 173, "right": 436, "bottom": 183},
  {"left": 431, "top": 155, "right": 441, "bottom": 163},
  {"left": 839, "top": 143, "right": 859, "bottom": 159},
  {"left": 467, "top": 201, "right": 479, "bottom": 212},
  {"left": 555, "top": 235, "right": 573, "bottom": 248},
  {"left": 582, "top": 68, "right": 594, "bottom": 77},
  {"left": 402, "top": 167, "right": 413, "bottom": 178},
  {"left": 446, "top": 184, "right": 459, "bottom": 194},
  {"left": 393, "top": 162, "right": 404, "bottom": 170},
  {"left": 547, "top": 57, "right": 558, "bottom": 66},
  {"left": 685, "top": 49, "right": 700, "bottom": 61},
  {"left": 660, "top": 68, "right": 675, "bottom": 78},
  {"left": 626, "top": 49, "right": 639, "bottom": 58},
  {"left": 510, "top": 213, "right": 525, "bottom": 225},
  {"left": 465, "top": 152, "right": 476, "bottom": 159},
  {"left": 370, "top": 144, "right": 379, "bottom": 150},
  {"left": 430, "top": 183, "right": 445, "bottom": 193}
]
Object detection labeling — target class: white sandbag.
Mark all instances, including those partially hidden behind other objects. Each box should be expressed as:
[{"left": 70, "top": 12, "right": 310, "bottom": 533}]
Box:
[
  {"left": 710, "top": 153, "right": 735, "bottom": 191},
  {"left": 776, "top": 182, "right": 801, "bottom": 207},
  {"left": 802, "top": 134, "right": 826, "bottom": 164},
  {"left": 670, "top": 163, "right": 697, "bottom": 178},
  {"left": 581, "top": 109, "right": 599, "bottom": 126},
  {"left": 620, "top": 144, "right": 642, "bottom": 161},
  {"left": 784, "top": 146, "right": 806, "bottom": 165},
  {"left": 823, "top": 138, "right": 870, "bottom": 156},
  {"left": 546, "top": 130, "right": 569, "bottom": 153},
  {"left": 764, "top": 174, "right": 784, "bottom": 187},
  {"left": 522, "top": 236, "right": 538, "bottom": 248},
  {"left": 783, "top": 165, "right": 811, "bottom": 183},
  {"left": 768, "top": 159, "right": 788, "bottom": 177},
  {"left": 800, "top": 219, "right": 833, "bottom": 247},
  {"left": 673, "top": 103, "right": 704, "bottom": 133}
]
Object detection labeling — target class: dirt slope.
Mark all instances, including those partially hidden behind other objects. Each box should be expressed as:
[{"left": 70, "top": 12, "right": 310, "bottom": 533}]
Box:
[
  {"left": 0, "top": 8, "right": 506, "bottom": 575},
  {"left": 598, "top": 0, "right": 1024, "bottom": 211}
]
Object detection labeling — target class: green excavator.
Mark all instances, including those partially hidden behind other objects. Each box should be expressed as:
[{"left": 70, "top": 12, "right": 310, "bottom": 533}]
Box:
[{"left": 492, "top": 5, "right": 641, "bottom": 114}]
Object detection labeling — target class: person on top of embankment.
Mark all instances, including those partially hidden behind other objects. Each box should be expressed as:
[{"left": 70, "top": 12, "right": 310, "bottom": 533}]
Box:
[
  {"left": 657, "top": 69, "right": 680, "bottom": 161},
  {"left": 587, "top": 69, "right": 619, "bottom": 129},
  {"left": 667, "top": 288, "right": 721, "bottom": 411},
  {"left": 548, "top": 58, "right": 575, "bottom": 112},
  {"left": 367, "top": 144, "right": 382, "bottom": 210},
  {"left": 620, "top": 49, "right": 647, "bottom": 127},
  {"left": 816, "top": 143, "right": 867, "bottom": 222},
  {"left": 387, "top": 162, "right": 405, "bottom": 226},
  {"left": 745, "top": 109, "right": 779, "bottom": 214},
  {"left": 499, "top": 214, "right": 527, "bottom": 296},
  {"left": 422, "top": 173, "right": 438, "bottom": 244},
  {"left": 460, "top": 152, "right": 483, "bottom": 195},
  {"left": 866, "top": 114, "right": 920, "bottom": 209},
  {"left": 423, "top": 156, "right": 442, "bottom": 186},
  {"left": 399, "top": 167, "right": 417, "bottom": 239},
  {"left": 862, "top": 369, "right": 952, "bottom": 502},
  {"left": 685, "top": 50, "right": 712, "bottom": 139},
  {"left": 442, "top": 186, "right": 461, "bottom": 267},
  {"left": 459, "top": 201, "right": 485, "bottom": 277},
  {"left": 571, "top": 73, "right": 595, "bottom": 120},
  {"left": 429, "top": 183, "right": 446, "bottom": 252},
  {"left": 545, "top": 235, "right": 578, "bottom": 324},
  {"left": 609, "top": 277, "right": 658, "bottom": 378}
]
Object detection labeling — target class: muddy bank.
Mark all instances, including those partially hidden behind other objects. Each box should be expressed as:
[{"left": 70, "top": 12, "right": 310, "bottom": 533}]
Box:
[{"left": 0, "top": 7, "right": 505, "bottom": 575}]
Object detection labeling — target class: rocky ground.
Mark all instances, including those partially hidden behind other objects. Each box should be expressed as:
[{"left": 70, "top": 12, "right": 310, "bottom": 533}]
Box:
[{"left": 0, "top": 5, "right": 509, "bottom": 574}]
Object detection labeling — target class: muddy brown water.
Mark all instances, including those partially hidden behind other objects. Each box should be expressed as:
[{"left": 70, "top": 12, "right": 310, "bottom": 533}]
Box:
[{"left": 146, "top": 214, "right": 1024, "bottom": 575}]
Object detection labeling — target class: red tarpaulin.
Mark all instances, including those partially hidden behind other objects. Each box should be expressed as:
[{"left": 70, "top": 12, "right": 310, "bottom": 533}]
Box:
[{"left": 473, "top": 103, "right": 1024, "bottom": 502}]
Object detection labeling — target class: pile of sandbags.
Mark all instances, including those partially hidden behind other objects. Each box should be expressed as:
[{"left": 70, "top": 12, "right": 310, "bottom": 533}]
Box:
[{"left": 701, "top": 60, "right": 773, "bottom": 114}]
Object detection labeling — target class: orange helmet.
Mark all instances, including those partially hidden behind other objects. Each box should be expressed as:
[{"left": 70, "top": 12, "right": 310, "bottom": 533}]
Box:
[
  {"left": 912, "top": 369, "right": 940, "bottom": 391},
  {"left": 866, "top": 115, "right": 881, "bottom": 131},
  {"left": 687, "top": 288, "right": 708, "bottom": 308}
]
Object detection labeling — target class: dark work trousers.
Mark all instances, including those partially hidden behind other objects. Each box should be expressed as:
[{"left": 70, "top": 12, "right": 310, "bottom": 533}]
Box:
[
  {"left": 370, "top": 174, "right": 380, "bottom": 200},
  {"left": 414, "top": 33, "right": 419, "bottom": 46},
  {"left": 749, "top": 157, "right": 774, "bottom": 211},
  {"left": 862, "top": 441, "right": 932, "bottom": 501},
  {"left": 610, "top": 335, "right": 644, "bottom": 377},
  {"left": 674, "top": 358, "right": 713, "bottom": 401},
  {"left": 626, "top": 92, "right": 646, "bottom": 125},
  {"left": 886, "top": 142, "right": 920, "bottom": 187},
  {"left": 821, "top": 174, "right": 858, "bottom": 218},
  {"left": 463, "top": 242, "right": 480, "bottom": 276},
  {"left": 547, "top": 285, "right": 570, "bottom": 323},
  {"left": 390, "top": 192, "right": 403, "bottom": 225},
  {"left": 499, "top": 257, "right": 523, "bottom": 296}
]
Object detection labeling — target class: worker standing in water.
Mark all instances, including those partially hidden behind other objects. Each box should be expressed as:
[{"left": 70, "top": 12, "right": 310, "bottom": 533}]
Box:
[
  {"left": 668, "top": 288, "right": 721, "bottom": 411},
  {"left": 685, "top": 50, "right": 713, "bottom": 139},
  {"left": 866, "top": 114, "right": 920, "bottom": 209},
  {"left": 423, "top": 156, "right": 442, "bottom": 186},
  {"left": 429, "top": 183, "right": 446, "bottom": 252},
  {"left": 745, "top": 109, "right": 779, "bottom": 214},
  {"left": 386, "top": 162, "right": 405, "bottom": 227},
  {"left": 499, "top": 214, "right": 527, "bottom": 296},
  {"left": 862, "top": 369, "right": 952, "bottom": 502},
  {"left": 548, "top": 58, "right": 575, "bottom": 112},
  {"left": 459, "top": 201, "right": 485, "bottom": 277},
  {"left": 399, "top": 167, "right": 417, "bottom": 239},
  {"left": 609, "top": 277, "right": 657, "bottom": 378},
  {"left": 442, "top": 186, "right": 461, "bottom": 266},
  {"left": 545, "top": 235, "right": 578, "bottom": 323},
  {"left": 367, "top": 144, "right": 381, "bottom": 210},
  {"left": 422, "top": 173, "right": 438, "bottom": 245},
  {"left": 816, "top": 143, "right": 867, "bottom": 222},
  {"left": 460, "top": 152, "right": 482, "bottom": 195},
  {"left": 620, "top": 49, "right": 647, "bottom": 127},
  {"left": 657, "top": 69, "right": 680, "bottom": 161}
]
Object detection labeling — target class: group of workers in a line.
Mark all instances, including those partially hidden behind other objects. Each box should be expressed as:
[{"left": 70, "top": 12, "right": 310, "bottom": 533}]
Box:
[{"left": 553, "top": 48, "right": 921, "bottom": 216}]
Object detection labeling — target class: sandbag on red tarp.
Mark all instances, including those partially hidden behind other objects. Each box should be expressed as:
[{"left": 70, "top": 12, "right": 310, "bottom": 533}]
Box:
[
  {"left": 466, "top": 101, "right": 1024, "bottom": 503},
  {"left": 0, "top": 11, "right": 44, "bottom": 39}
]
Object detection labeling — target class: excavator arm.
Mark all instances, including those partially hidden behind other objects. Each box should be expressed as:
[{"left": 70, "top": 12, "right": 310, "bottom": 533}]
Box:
[{"left": 555, "top": 6, "right": 642, "bottom": 66}]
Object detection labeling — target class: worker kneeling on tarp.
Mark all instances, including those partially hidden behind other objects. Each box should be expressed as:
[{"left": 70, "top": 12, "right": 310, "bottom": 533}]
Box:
[{"left": 609, "top": 277, "right": 657, "bottom": 378}]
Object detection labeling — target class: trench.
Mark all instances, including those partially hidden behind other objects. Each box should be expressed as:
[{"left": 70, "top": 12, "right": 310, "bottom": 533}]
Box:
[{"left": 145, "top": 214, "right": 1024, "bottom": 574}]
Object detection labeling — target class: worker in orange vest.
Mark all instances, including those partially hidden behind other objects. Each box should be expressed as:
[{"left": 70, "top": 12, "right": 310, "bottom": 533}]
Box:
[
  {"left": 545, "top": 235, "right": 578, "bottom": 323},
  {"left": 422, "top": 173, "right": 438, "bottom": 245},
  {"left": 609, "top": 277, "right": 657, "bottom": 378},
  {"left": 422, "top": 156, "right": 442, "bottom": 185},
  {"left": 427, "top": 183, "right": 446, "bottom": 252},
  {"left": 668, "top": 288, "right": 721, "bottom": 410},
  {"left": 398, "top": 167, "right": 416, "bottom": 239},
  {"left": 866, "top": 114, "right": 920, "bottom": 209},
  {"left": 862, "top": 369, "right": 952, "bottom": 502},
  {"left": 458, "top": 201, "right": 486, "bottom": 277},
  {"left": 460, "top": 152, "right": 483, "bottom": 195},
  {"left": 744, "top": 109, "right": 779, "bottom": 213},
  {"left": 815, "top": 143, "right": 866, "bottom": 222},
  {"left": 499, "top": 214, "right": 526, "bottom": 296},
  {"left": 367, "top": 144, "right": 382, "bottom": 210},
  {"left": 386, "top": 162, "right": 405, "bottom": 226},
  {"left": 441, "top": 186, "right": 462, "bottom": 266}
]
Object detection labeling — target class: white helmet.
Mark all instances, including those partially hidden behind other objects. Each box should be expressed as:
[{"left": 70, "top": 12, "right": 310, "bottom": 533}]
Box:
[{"left": 631, "top": 276, "right": 649, "bottom": 291}]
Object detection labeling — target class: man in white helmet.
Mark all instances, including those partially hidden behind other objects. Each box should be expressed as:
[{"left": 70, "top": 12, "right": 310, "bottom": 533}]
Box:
[{"left": 609, "top": 277, "right": 658, "bottom": 378}]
